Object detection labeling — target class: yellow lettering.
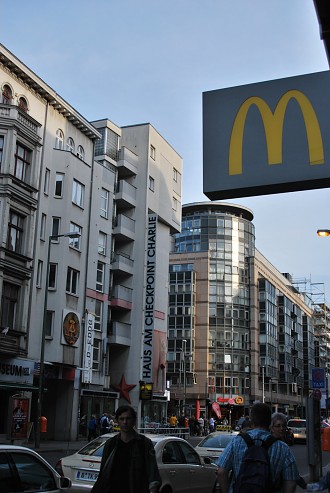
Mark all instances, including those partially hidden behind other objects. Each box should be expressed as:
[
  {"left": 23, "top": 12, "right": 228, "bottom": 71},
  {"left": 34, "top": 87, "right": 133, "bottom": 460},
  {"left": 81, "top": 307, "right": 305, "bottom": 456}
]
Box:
[{"left": 229, "top": 90, "right": 324, "bottom": 175}]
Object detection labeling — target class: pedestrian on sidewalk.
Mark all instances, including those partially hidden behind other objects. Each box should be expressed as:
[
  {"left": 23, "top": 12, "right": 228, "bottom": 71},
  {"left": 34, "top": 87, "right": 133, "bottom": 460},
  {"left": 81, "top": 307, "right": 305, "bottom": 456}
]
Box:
[
  {"left": 216, "top": 402, "right": 299, "bottom": 493},
  {"left": 87, "top": 415, "right": 97, "bottom": 441},
  {"left": 91, "top": 405, "right": 161, "bottom": 493}
]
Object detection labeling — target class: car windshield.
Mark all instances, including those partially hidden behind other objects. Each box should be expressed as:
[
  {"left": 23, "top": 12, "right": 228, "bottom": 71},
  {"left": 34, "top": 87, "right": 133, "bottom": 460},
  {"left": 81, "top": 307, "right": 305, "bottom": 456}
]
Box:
[
  {"left": 288, "top": 420, "right": 306, "bottom": 428},
  {"left": 78, "top": 437, "right": 108, "bottom": 456},
  {"left": 198, "top": 434, "right": 234, "bottom": 448}
]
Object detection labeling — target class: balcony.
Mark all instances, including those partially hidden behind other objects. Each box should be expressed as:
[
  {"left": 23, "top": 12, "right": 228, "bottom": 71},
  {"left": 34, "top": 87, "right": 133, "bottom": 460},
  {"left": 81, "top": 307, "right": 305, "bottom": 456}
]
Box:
[
  {"left": 108, "top": 321, "right": 131, "bottom": 347},
  {"left": 0, "top": 333, "right": 21, "bottom": 356},
  {"left": 111, "top": 253, "right": 134, "bottom": 276},
  {"left": 113, "top": 214, "right": 135, "bottom": 241},
  {"left": 0, "top": 104, "right": 42, "bottom": 141},
  {"left": 117, "top": 147, "right": 138, "bottom": 178},
  {"left": 110, "top": 285, "right": 133, "bottom": 310},
  {"left": 115, "top": 180, "right": 137, "bottom": 210}
]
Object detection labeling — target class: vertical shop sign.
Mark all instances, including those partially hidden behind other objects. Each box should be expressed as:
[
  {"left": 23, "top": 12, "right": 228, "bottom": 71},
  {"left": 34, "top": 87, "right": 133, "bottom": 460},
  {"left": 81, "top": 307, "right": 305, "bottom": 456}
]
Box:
[
  {"left": 142, "top": 214, "right": 157, "bottom": 382},
  {"left": 82, "top": 311, "right": 95, "bottom": 384}
]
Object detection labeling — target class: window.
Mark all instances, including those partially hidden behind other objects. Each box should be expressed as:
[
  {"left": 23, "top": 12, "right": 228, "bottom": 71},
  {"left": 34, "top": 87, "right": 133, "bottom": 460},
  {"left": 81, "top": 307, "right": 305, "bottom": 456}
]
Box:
[
  {"left": 173, "top": 168, "right": 178, "bottom": 182},
  {"left": 66, "top": 267, "right": 79, "bottom": 295},
  {"left": 69, "top": 222, "right": 82, "bottom": 249},
  {"left": 1, "top": 282, "right": 19, "bottom": 329},
  {"left": 36, "top": 260, "right": 43, "bottom": 288},
  {"left": 72, "top": 179, "right": 85, "bottom": 207},
  {"left": 95, "top": 300, "right": 102, "bottom": 331},
  {"left": 100, "top": 188, "right": 109, "bottom": 218},
  {"left": 54, "top": 173, "right": 64, "bottom": 197},
  {"left": 45, "top": 310, "right": 54, "bottom": 337},
  {"left": 149, "top": 176, "right": 155, "bottom": 192},
  {"left": 66, "top": 137, "right": 75, "bottom": 153},
  {"left": 40, "top": 213, "right": 46, "bottom": 240},
  {"left": 92, "top": 339, "right": 100, "bottom": 370},
  {"left": 55, "top": 129, "right": 64, "bottom": 150},
  {"left": 96, "top": 261, "right": 105, "bottom": 292},
  {"left": 2, "top": 84, "right": 12, "bottom": 104},
  {"left": 77, "top": 145, "right": 84, "bottom": 160},
  {"left": 173, "top": 197, "right": 178, "bottom": 211},
  {"left": 150, "top": 144, "right": 156, "bottom": 160},
  {"left": 48, "top": 263, "right": 57, "bottom": 289},
  {"left": 18, "top": 96, "right": 28, "bottom": 112},
  {"left": 51, "top": 217, "right": 60, "bottom": 238},
  {"left": 8, "top": 211, "right": 24, "bottom": 253},
  {"left": 0, "top": 135, "right": 4, "bottom": 169},
  {"left": 44, "top": 168, "right": 50, "bottom": 194},
  {"left": 98, "top": 231, "right": 107, "bottom": 255},
  {"left": 15, "top": 143, "right": 31, "bottom": 181}
]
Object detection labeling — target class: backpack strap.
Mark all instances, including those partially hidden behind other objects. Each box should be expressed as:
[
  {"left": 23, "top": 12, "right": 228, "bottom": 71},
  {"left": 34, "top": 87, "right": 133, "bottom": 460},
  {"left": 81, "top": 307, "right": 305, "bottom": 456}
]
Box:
[
  {"left": 238, "top": 431, "right": 254, "bottom": 447},
  {"left": 262, "top": 435, "right": 278, "bottom": 449},
  {"left": 239, "top": 432, "right": 278, "bottom": 449}
]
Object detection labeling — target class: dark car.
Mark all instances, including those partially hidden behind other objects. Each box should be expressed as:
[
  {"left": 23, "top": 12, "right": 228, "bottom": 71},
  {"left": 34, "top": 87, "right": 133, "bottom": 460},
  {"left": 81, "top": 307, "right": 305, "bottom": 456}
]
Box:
[{"left": 0, "top": 445, "right": 71, "bottom": 493}]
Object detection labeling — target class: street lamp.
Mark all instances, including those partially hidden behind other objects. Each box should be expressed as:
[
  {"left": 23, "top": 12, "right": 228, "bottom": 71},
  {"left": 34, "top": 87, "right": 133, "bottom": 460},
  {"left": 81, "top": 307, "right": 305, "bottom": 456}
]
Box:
[
  {"left": 317, "top": 229, "right": 330, "bottom": 237},
  {"left": 35, "top": 231, "right": 81, "bottom": 448}
]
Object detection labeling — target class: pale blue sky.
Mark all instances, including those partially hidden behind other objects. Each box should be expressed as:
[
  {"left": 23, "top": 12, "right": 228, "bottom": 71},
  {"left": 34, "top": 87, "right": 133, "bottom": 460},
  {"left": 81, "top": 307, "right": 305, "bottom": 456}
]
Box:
[{"left": 3, "top": 0, "right": 330, "bottom": 297}]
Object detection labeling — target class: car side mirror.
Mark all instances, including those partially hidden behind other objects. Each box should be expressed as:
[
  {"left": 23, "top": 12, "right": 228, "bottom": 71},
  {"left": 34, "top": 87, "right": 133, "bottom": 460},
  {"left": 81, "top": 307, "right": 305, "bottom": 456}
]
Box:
[
  {"left": 60, "top": 477, "right": 72, "bottom": 489},
  {"left": 203, "top": 457, "right": 212, "bottom": 465}
]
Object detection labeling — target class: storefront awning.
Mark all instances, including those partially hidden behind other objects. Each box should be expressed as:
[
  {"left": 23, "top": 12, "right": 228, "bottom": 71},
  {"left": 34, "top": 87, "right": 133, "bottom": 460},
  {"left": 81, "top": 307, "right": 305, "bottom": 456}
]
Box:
[{"left": 0, "top": 382, "right": 39, "bottom": 392}]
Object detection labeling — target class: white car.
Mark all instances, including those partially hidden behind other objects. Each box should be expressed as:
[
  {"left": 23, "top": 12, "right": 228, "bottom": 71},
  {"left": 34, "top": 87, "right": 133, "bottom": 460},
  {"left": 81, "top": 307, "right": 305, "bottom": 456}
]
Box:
[
  {"left": 0, "top": 445, "right": 71, "bottom": 493},
  {"left": 195, "top": 431, "right": 238, "bottom": 463},
  {"left": 56, "top": 434, "right": 217, "bottom": 493}
]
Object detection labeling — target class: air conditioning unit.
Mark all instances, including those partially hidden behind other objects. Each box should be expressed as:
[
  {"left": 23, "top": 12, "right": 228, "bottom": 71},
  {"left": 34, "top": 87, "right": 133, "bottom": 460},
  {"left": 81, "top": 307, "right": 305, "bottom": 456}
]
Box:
[{"left": 291, "top": 383, "right": 297, "bottom": 394}]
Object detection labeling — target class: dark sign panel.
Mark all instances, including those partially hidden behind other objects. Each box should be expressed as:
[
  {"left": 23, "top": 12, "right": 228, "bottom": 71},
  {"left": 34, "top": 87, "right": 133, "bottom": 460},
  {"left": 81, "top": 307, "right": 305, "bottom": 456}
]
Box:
[
  {"left": 203, "top": 71, "right": 330, "bottom": 199},
  {"left": 312, "top": 367, "right": 326, "bottom": 389}
]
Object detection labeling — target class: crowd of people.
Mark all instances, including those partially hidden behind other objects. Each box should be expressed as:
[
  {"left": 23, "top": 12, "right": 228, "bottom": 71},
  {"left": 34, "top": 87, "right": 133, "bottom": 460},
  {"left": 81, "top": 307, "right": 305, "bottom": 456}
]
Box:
[{"left": 79, "top": 404, "right": 330, "bottom": 492}]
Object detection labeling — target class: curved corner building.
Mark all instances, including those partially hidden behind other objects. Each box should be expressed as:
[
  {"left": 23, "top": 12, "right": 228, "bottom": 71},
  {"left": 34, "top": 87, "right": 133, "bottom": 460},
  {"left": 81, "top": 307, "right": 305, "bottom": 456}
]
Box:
[
  {"left": 168, "top": 201, "right": 255, "bottom": 423},
  {"left": 168, "top": 201, "right": 313, "bottom": 421}
]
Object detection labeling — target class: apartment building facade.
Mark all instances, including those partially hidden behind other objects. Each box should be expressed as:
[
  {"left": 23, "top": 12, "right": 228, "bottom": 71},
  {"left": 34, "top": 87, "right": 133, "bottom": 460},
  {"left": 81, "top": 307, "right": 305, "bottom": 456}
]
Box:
[
  {"left": 0, "top": 44, "right": 182, "bottom": 440},
  {"left": 168, "top": 202, "right": 314, "bottom": 422}
]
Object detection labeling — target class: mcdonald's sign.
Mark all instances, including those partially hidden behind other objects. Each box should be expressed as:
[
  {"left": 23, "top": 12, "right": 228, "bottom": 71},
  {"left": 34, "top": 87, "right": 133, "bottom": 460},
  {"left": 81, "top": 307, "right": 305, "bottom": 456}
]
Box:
[{"left": 203, "top": 71, "right": 330, "bottom": 200}]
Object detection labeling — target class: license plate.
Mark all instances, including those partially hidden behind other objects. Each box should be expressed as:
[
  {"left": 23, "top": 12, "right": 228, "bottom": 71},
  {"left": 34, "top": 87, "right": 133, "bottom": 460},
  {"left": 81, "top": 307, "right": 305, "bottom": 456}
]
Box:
[{"left": 76, "top": 470, "right": 99, "bottom": 481}]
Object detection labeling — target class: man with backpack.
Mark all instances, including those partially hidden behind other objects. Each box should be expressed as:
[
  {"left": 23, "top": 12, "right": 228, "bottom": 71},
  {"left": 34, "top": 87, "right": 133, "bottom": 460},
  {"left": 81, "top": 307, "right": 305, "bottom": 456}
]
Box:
[{"left": 216, "top": 402, "right": 299, "bottom": 493}]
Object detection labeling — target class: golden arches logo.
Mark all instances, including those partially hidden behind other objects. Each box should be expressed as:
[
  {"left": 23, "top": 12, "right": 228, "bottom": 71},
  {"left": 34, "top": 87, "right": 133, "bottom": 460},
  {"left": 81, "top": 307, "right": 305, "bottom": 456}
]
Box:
[{"left": 228, "top": 90, "right": 324, "bottom": 176}]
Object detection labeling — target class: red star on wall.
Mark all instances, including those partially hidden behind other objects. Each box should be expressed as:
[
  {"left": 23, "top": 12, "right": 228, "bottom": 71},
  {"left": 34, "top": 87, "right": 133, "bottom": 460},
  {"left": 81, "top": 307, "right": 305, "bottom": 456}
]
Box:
[{"left": 112, "top": 375, "right": 136, "bottom": 403}]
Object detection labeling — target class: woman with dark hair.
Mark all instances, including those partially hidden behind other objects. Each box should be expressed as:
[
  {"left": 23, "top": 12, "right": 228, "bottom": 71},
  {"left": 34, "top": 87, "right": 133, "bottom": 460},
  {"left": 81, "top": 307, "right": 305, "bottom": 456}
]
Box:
[{"left": 91, "top": 405, "right": 161, "bottom": 493}]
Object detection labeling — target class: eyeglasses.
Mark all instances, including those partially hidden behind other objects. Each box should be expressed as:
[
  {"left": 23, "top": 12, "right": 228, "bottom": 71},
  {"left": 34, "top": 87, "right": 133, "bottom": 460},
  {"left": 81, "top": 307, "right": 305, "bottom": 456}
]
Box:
[{"left": 273, "top": 424, "right": 286, "bottom": 428}]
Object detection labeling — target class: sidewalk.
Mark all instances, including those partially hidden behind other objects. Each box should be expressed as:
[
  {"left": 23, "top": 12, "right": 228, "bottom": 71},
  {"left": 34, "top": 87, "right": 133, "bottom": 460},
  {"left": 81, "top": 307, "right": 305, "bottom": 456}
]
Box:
[{"left": 0, "top": 437, "right": 88, "bottom": 454}]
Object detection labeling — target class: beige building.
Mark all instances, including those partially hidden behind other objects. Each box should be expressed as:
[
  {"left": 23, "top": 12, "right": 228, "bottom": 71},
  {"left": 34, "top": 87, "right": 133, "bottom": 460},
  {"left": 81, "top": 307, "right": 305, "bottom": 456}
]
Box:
[{"left": 169, "top": 202, "right": 314, "bottom": 422}]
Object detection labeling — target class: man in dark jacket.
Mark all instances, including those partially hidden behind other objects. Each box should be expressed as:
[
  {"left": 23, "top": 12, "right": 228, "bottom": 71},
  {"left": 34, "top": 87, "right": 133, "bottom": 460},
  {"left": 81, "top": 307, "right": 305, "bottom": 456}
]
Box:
[{"left": 91, "top": 405, "right": 161, "bottom": 493}]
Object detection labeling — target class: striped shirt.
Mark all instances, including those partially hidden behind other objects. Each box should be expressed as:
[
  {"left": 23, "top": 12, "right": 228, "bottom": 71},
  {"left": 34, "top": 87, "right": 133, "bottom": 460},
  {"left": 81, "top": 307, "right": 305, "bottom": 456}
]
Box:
[{"left": 216, "top": 428, "right": 299, "bottom": 493}]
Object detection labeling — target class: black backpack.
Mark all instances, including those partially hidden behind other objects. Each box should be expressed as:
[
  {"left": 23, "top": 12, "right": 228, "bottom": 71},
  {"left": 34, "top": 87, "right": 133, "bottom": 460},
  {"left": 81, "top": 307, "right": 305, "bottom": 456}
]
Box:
[{"left": 233, "top": 432, "right": 278, "bottom": 493}]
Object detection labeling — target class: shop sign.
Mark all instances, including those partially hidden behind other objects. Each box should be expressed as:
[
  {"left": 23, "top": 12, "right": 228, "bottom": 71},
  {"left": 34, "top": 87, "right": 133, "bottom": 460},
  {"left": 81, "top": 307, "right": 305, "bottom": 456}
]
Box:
[
  {"left": 140, "top": 382, "right": 153, "bottom": 400},
  {"left": 0, "top": 358, "right": 34, "bottom": 385}
]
